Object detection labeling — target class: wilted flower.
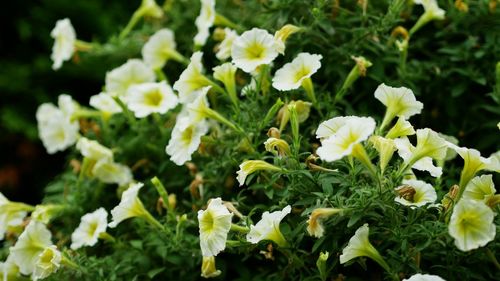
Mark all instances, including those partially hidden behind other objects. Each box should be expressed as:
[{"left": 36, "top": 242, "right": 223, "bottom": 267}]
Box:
[
  {"left": 174, "top": 52, "right": 213, "bottom": 104},
  {"left": 89, "top": 92, "right": 123, "bottom": 115},
  {"left": 9, "top": 221, "right": 53, "bottom": 275},
  {"left": 374, "top": 83, "right": 423, "bottom": 131},
  {"left": 462, "top": 175, "right": 496, "bottom": 203},
  {"left": 247, "top": 205, "right": 291, "bottom": 247},
  {"left": 92, "top": 159, "right": 133, "bottom": 186},
  {"left": 32, "top": 245, "right": 61, "bottom": 280},
  {"left": 448, "top": 199, "right": 495, "bottom": 251},
  {"left": 403, "top": 273, "right": 446, "bottom": 281},
  {"left": 307, "top": 208, "right": 343, "bottom": 238},
  {"left": 339, "top": 224, "right": 390, "bottom": 273},
  {"left": 216, "top": 28, "right": 238, "bottom": 60},
  {"left": 198, "top": 198, "right": 233, "bottom": 257},
  {"left": 264, "top": 137, "right": 291, "bottom": 157},
  {"left": 236, "top": 160, "right": 282, "bottom": 186},
  {"left": 394, "top": 179, "right": 437, "bottom": 207},
  {"left": 166, "top": 116, "right": 210, "bottom": 166},
  {"left": 394, "top": 137, "right": 443, "bottom": 178},
  {"left": 194, "top": 0, "right": 216, "bottom": 47},
  {"left": 50, "top": 18, "right": 76, "bottom": 70},
  {"left": 278, "top": 100, "right": 312, "bottom": 132},
  {"left": 231, "top": 28, "right": 279, "bottom": 73},
  {"left": 142, "top": 28, "right": 185, "bottom": 69},
  {"left": 201, "top": 256, "right": 221, "bottom": 278},
  {"left": 71, "top": 208, "right": 108, "bottom": 250},
  {"left": 105, "top": 59, "right": 156, "bottom": 99},
  {"left": 385, "top": 116, "right": 416, "bottom": 139},
  {"left": 127, "top": 81, "right": 179, "bottom": 118}
]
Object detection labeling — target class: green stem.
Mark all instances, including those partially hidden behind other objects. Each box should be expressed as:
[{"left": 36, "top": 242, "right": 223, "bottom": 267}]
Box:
[
  {"left": 486, "top": 248, "right": 500, "bottom": 271},
  {"left": 214, "top": 13, "right": 243, "bottom": 31},
  {"left": 119, "top": 8, "right": 146, "bottom": 40},
  {"left": 164, "top": 49, "right": 189, "bottom": 65},
  {"left": 98, "top": 232, "right": 116, "bottom": 243},
  {"left": 112, "top": 96, "right": 137, "bottom": 126},
  {"left": 301, "top": 77, "right": 317, "bottom": 105},
  {"left": 61, "top": 256, "right": 80, "bottom": 270},
  {"left": 74, "top": 40, "right": 95, "bottom": 51},
  {"left": 143, "top": 211, "right": 164, "bottom": 231},
  {"left": 155, "top": 69, "right": 168, "bottom": 82},
  {"left": 230, "top": 224, "right": 249, "bottom": 233}
]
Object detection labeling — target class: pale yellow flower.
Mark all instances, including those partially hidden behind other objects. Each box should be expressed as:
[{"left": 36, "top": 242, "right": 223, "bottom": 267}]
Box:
[
  {"left": 76, "top": 137, "right": 113, "bottom": 163},
  {"left": 127, "top": 81, "right": 179, "bottom": 118},
  {"left": 236, "top": 160, "right": 281, "bottom": 186},
  {"left": 105, "top": 59, "right": 156, "bottom": 99},
  {"left": 201, "top": 256, "right": 221, "bottom": 278},
  {"left": 71, "top": 208, "right": 108, "bottom": 250},
  {"left": 173, "top": 52, "right": 212, "bottom": 104},
  {"left": 394, "top": 179, "right": 437, "bottom": 207},
  {"left": 385, "top": 116, "right": 416, "bottom": 139},
  {"left": 274, "top": 24, "right": 301, "bottom": 55},
  {"left": 92, "top": 159, "right": 133, "bottom": 186},
  {"left": 272, "top": 52, "right": 322, "bottom": 91},
  {"left": 246, "top": 205, "right": 291, "bottom": 247},
  {"left": 89, "top": 92, "right": 122, "bottom": 115},
  {"left": 369, "top": 136, "right": 396, "bottom": 174},
  {"left": 50, "top": 18, "right": 76, "bottom": 70},
  {"left": 462, "top": 175, "right": 496, "bottom": 203},
  {"left": 142, "top": 28, "right": 183, "bottom": 69},
  {"left": 0, "top": 193, "right": 33, "bottom": 241},
  {"left": 166, "top": 115, "right": 210, "bottom": 166},
  {"left": 216, "top": 28, "right": 238, "bottom": 60},
  {"left": 198, "top": 198, "right": 233, "bottom": 257},
  {"left": 448, "top": 199, "right": 495, "bottom": 251},
  {"left": 231, "top": 28, "right": 279, "bottom": 73},
  {"left": 32, "top": 245, "right": 61, "bottom": 281},
  {"left": 394, "top": 137, "right": 443, "bottom": 178},
  {"left": 109, "top": 183, "right": 149, "bottom": 228},
  {"left": 403, "top": 273, "right": 446, "bottom": 281},
  {"left": 194, "top": 0, "right": 216, "bottom": 46}
]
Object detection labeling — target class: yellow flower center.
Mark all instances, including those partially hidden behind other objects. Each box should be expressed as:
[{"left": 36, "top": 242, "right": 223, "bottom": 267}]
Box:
[
  {"left": 144, "top": 90, "right": 163, "bottom": 107},
  {"left": 87, "top": 221, "right": 99, "bottom": 237},
  {"left": 245, "top": 43, "right": 266, "bottom": 60},
  {"left": 39, "top": 249, "right": 55, "bottom": 264},
  {"left": 181, "top": 126, "right": 194, "bottom": 145},
  {"left": 294, "top": 67, "right": 310, "bottom": 83},
  {"left": 200, "top": 211, "right": 215, "bottom": 233}
]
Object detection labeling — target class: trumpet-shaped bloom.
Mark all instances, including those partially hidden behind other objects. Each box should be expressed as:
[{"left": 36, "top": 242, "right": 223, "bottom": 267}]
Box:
[
  {"left": 246, "top": 205, "right": 291, "bottom": 247},
  {"left": 0, "top": 255, "right": 20, "bottom": 281},
  {"left": 462, "top": 175, "right": 496, "bottom": 203},
  {"left": 274, "top": 24, "right": 301, "bottom": 55},
  {"left": 31, "top": 204, "right": 66, "bottom": 224},
  {"left": 127, "top": 81, "right": 179, "bottom": 118},
  {"left": 272, "top": 52, "right": 322, "bottom": 91},
  {"left": 403, "top": 273, "right": 446, "bottom": 281},
  {"left": 413, "top": 0, "right": 445, "bottom": 20},
  {"left": 201, "top": 256, "right": 221, "bottom": 278},
  {"left": 316, "top": 116, "right": 376, "bottom": 162},
  {"left": 374, "top": 84, "right": 423, "bottom": 130},
  {"left": 369, "top": 136, "right": 396, "bottom": 173},
  {"left": 71, "top": 208, "right": 108, "bottom": 250},
  {"left": 448, "top": 199, "right": 495, "bottom": 251},
  {"left": 315, "top": 116, "right": 356, "bottom": 140},
  {"left": 394, "top": 179, "right": 437, "bottom": 207},
  {"left": 142, "top": 28, "right": 181, "bottom": 69},
  {"left": 50, "top": 18, "right": 76, "bottom": 70},
  {"left": 0, "top": 193, "right": 32, "bottom": 241},
  {"left": 212, "top": 63, "right": 237, "bottom": 88},
  {"left": 236, "top": 160, "right": 282, "bottom": 186},
  {"left": 9, "top": 221, "right": 53, "bottom": 275},
  {"left": 89, "top": 92, "right": 123, "bottom": 115},
  {"left": 307, "top": 208, "right": 343, "bottom": 238},
  {"left": 76, "top": 137, "right": 113, "bottom": 162},
  {"left": 174, "top": 52, "right": 211, "bottom": 104},
  {"left": 109, "top": 183, "right": 149, "bottom": 228},
  {"left": 216, "top": 28, "right": 238, "bottom": 60},
  {"left": 166, "top": 116, "right": 210, "bottom": 165},
  {"left": 92, "top": 159, "right": 133, "bottom": 186},
  {"left": 105, "top": 59, "right": 156, "bottom": 99},
  {"left": 339, "top": 224, "right": 390, "bottom": 272},
  {"left": 198, "top": 198, "right": 233, "bottom": 257},
  {"left": 394, "top": 137, "right": 443, "bottom": 178},
  {"left": 385, "top": 116, "right": 416, "bottom": 139},
  {"left": 231, "top": 28, "right": 279, "bottom": 73},
  {"left": 140, "top": 0, "right": 163, "bottom": 18},
  {"left": 32, "top": 245, "right": 61, "bottom": 281},
  {"left": 194, "top": 0, "right": 216, "bottom": 46}
]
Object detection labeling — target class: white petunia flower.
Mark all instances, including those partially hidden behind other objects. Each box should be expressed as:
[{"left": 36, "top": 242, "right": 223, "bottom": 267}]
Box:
[
  {"left": 89, "top": 92, "right": 122, "bottom": 115},
  {"left": 236, "top": 160, "right": 282, "bottom": 186},
  {"left": 166, "top": 116, "right": 210, "bottom": 166},
  {"left": 394, "top": 137, "right": 443, "bottom": 178},
  {"left": 198, "top": 198, "right": 233, "bottom": 257},
  {"left": 216, "top": 28, "right": 238, "bottom": 60},
  {"left": 462, "top": 175, "right": 496, "bottom": 203},
  {"left": 109, "top": 183, "right": 149, "bottom": 228},
  {"left": 369, "top": 136, "right": 396, "bottom": 174},
  {"left": 231, "top": 28, "right": 279, "bottom": 73},
  {"left": 105, "top": 59, "right": 156, "bottom": 99},
  {"left": 194, "top": 0, "right": 216, "bottom": 47},
  {"left": 32, "top": 245, "right": 61, "bottom": 281},
  {"left": 0, "top": 193, "right": 31, "bottom": 241},
  {"left": 394, "top": 179, "right": 437, "bottom": 207},
  {"left": 127, "top": 81, "right": 179, "bottom": 118},
  {"left": 413, "top": 0, "right": 445, "bottom": 20},
  {"left": 316, "top": 116, "right": 376, "bottom": 162},
  {"left": 403, "top": 273, "right": 446, "bottom": 281},
  {"left": 339, "top": 224, "right": 390, "bottom": 272},
  {"left": 50, "top": 18, "right": 76, "bottom": 70},
  {"left": 9, "top": 221, "right": 53, "bottom": 275},
  {"left": 173, "top": 52, "right": 212, "bottom": 104},
  {"left": 142, "top": 28, "right": 184, "bottom": 69},
  {"left": 247, "top": 205, "right": 291, "bottom": 247},
  {"left": 213, "top": 62, "right": 238, "bottom": 104},
  {"left": 92, "top": 159, "right": 133, "bottom": 186},
  {"left": 385, "top": 116, "right": 416, "bottom": 139},
  {"left": 272, "top": 52, "right": 322, "bottom": 91},
  {"left": 71, "top": 208, "right": 108, "bottom": 250},
  {"left": 374, "top": 83, "right": 423, "bottom": 130},
  {"left": 448, "top": 199, "right": 496, "bottom": 252},
  {"left": 274, "top": 24, "right": 301, "bottom": 55},
  {"left": 76, "top": 137, "right": 113, "bottom": 162}
]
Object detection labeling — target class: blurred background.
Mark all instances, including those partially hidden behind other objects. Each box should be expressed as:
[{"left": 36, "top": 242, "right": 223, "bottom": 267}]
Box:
[{"left": 1, "top": 0, "right": 499, "bottom": 204}]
